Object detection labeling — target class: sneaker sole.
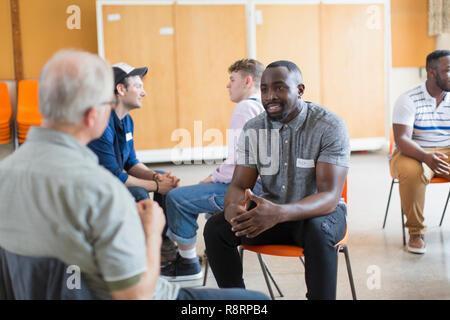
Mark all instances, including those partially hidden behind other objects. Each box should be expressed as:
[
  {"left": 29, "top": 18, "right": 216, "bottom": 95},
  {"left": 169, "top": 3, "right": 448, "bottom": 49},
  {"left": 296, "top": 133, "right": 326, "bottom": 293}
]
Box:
[
  {"left": 407, "top": 246, "right": 426, "bottom": 254},
  {"left": 161, "top": 271, "right": 204, "bottom": 282}
]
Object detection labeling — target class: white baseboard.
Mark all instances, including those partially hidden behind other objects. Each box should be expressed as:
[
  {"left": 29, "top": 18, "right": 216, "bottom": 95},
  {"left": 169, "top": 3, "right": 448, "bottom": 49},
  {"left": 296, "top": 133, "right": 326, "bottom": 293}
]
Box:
[{"left": 137, "top": 137, "right": 388, "bottom": 164}]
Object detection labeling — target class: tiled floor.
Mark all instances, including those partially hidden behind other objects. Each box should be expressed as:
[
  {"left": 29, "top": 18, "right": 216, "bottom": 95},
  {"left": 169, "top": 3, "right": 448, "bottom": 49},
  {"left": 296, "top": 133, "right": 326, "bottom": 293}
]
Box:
[{"left": 2, "top": 142, "right": 450, "bottom": 299}]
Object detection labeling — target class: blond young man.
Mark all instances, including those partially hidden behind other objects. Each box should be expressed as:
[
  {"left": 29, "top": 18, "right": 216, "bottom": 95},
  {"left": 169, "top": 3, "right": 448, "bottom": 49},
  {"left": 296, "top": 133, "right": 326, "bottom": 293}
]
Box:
[{"left": 162, "top": 59, "right": 265, "bottom": 282}]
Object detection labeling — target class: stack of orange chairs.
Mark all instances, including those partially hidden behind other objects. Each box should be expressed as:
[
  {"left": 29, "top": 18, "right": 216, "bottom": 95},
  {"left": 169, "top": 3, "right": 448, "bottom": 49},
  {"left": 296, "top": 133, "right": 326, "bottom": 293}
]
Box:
[
  {"left": 0, "top": 83, "right": 12, "bottom": 144},
  {"left": 16, "top": 80, "right": 42, "bottom": 144}
]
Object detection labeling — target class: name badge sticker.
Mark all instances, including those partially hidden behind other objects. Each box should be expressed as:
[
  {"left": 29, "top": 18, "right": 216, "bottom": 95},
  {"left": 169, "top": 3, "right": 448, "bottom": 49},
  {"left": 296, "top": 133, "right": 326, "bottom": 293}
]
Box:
[
  {"left": 126, "top": 132, "right": 133, "bottom": 142},
  {"left": 296, "top": 158, "right": 315, "bottom": 168}
]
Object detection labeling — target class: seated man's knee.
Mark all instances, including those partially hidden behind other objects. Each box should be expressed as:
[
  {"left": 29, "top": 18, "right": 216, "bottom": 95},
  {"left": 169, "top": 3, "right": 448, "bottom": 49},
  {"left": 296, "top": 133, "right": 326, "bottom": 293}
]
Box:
[
  {"left": 203, "top": 212, "right": 226, "bottom": 242},
  {"left": 304, "top": 207, "right": 346, "bottom": 250},
  {"left": 127, "top": 186, "right": 150, "bottom": 202},
  {"left": 166, "top": 187, "right": 185, "bottom": 205},
  {"left": 391, "top": 154, "right": 424, "bottom": 181}
]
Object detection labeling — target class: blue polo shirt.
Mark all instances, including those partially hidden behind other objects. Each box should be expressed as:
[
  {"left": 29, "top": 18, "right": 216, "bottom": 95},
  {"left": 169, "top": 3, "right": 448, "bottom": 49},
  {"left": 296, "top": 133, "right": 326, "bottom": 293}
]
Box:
[{"left": 88, "top": 110, "right": 139, "bottom": 183}]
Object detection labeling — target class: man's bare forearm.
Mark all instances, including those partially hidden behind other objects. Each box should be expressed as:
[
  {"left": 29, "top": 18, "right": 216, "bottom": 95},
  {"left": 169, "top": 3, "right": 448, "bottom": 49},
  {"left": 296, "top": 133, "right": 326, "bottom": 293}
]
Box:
[
  {"left": 128, "top": 163, "right": 157, "bottom": 180},
  {"left": 278, "top": 190, "right": 341, "bottom": 223},
  {"left": 396, "top": 136, "right": 427, "bottom": 163},
  {"left": 125, "top": 175, "right": 158, "bottom": 192}
]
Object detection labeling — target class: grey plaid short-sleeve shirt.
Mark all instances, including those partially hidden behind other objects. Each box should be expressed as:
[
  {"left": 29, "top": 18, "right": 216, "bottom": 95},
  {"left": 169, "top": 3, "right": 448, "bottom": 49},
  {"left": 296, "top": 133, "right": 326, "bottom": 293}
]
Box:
[{"left": 237, "top": 100, "right": 350, "bottom": 205}]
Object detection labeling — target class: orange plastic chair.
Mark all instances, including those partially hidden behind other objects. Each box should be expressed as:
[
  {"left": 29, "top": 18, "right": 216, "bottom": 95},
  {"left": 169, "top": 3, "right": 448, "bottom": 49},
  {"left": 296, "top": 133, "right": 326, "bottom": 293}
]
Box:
[
  {"left": 382, "top": 129, "right": 450, "bottom": 246},
  {"left": 0, "top": 83, "right": 12, "bottom": 144},
  {"left": 204, "top": 180, "right": 356, "bottom": 300},
  {"left": 16, "top": 80, "right": 42, "bottom": 143}
]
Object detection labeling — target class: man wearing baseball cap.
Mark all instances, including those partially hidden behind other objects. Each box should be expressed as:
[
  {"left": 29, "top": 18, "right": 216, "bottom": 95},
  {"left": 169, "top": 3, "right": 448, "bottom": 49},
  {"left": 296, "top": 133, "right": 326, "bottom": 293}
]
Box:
[{"left": 88, "top": 62, "right": 179, "bottom": 265}]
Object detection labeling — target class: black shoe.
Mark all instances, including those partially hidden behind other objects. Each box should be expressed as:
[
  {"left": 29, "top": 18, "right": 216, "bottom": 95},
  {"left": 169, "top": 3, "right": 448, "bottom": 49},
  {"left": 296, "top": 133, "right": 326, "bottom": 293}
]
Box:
[{"left": 160, "top": 254, "right": 203, "bottom": 282}]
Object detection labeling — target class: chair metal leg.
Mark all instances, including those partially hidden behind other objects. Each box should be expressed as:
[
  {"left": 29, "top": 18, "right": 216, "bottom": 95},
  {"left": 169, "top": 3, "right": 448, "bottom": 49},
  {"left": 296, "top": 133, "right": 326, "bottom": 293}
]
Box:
[
  {"left": 382, "top": 179, "right": 396, "bottom": 229},
  {"left": 203, "top": 251, "right": 208, "bottom": 286},
  {"left": 299, "top": 256, "right": 305, "bottom": 267},
  {"left": 401, "top": 208, "right": 406, "bottom": 247},
  {"left": 256, "top": 253, "right": 275, "bottom": 300},
  {"left": 260, "top": 256, "right": 284, "bottom": 297},
  {"left": 340, "top": 245, "right": 357, "bottom": 300},
  {"left": 439, "top": 189, "right": 450, "bottom": 227}
]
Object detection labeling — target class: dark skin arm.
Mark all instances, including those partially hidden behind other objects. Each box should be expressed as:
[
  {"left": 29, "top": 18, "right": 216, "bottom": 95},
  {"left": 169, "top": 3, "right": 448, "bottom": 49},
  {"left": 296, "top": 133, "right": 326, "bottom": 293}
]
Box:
[
  {"left": 393, "top": 124, "right": 450, "bottom": 175},
  {"left": 224, "top": 163, "right": 348, "bottom": 238},
  {"left": 223, "top": 165, "right": 259, "bottom": 224}
]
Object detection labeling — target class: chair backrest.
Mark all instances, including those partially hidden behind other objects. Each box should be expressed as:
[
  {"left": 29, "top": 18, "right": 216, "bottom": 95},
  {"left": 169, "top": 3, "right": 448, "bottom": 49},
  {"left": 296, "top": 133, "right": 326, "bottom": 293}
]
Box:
[
  {"left": 0, "top": 82, "right": 12, "bottom": 119},
  {"left": 17, "top": 80, "right": 42, "bottom": 121},
  {"left": 17, "top": 80, "right": 39, "bottom": 110},
  {"left": 388, "top": 128, "right": 394, "bottom": 156},
  {"left": 0, "top": 246, "right": 95, "bottom": 300},
  {"left": 342, "top": 179, "right": 347, "bottom": 204}
]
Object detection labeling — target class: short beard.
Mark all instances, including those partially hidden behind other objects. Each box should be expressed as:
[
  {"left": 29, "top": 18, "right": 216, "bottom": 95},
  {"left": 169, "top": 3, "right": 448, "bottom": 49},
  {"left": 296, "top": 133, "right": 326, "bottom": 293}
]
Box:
[{"left": 436, "top": 74, "right": 450, "bottom": 92}]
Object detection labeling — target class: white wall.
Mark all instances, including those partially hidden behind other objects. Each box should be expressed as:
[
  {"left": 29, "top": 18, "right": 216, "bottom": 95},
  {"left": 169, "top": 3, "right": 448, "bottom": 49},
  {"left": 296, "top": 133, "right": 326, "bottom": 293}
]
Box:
[{"left": 436, "top": 34, "right": 450, "bottom": 50}]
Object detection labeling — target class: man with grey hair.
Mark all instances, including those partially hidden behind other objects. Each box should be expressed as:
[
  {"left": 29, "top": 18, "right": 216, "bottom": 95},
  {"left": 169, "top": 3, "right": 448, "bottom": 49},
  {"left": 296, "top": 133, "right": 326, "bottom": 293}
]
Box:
[{"left": 0, "top": 49, "right": 268, "bottom": 301}]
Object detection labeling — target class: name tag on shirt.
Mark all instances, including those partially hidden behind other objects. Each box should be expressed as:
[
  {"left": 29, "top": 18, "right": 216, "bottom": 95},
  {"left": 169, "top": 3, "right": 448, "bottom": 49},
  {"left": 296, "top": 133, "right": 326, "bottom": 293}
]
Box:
[
  {"left": 126, "top": 132, "right": 133, "bottom": 142},
  {"left": 297, "top": 158, "right": 315, "bottom": 168}
]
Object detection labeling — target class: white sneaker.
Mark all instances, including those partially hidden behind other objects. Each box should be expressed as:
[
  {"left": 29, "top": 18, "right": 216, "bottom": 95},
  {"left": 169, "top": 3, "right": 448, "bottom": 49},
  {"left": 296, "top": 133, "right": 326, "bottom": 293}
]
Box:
[{"left": 407, "top": 234, "right": 426, "bottom": 254}]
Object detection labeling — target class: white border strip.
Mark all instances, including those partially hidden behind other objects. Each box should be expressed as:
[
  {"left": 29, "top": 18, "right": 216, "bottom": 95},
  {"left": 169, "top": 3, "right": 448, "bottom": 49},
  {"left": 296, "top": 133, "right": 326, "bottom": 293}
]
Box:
[
  {"left": 136, "top": 138, "right": 387, "bottom": 163},
  {"left": 384, "top": 0, "right": 392, "bottom": 142},
  {"left": 137, "top": 146, "right": 228, "bottom": 163},
  {"left": 176, "top": 0, "right": 247, "bottom": 5},
  {"left": 96, "top": 1, "right": 105, "bottom": 58},
  {"left": 98, "top": 0, "right": 174, "bottom": 4},
  {"left": 254, "top": 0, "right": 320, "bottom": 4},
  {"left": 321, "top": 0, "right": 386, "bottom": 4}
]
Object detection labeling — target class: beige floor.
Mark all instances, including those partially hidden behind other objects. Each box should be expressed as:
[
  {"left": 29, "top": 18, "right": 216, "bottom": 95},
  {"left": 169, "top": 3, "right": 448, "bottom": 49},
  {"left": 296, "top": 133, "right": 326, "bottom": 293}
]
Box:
[{"left": 2, "top": 142, "right": 450, "bottom": 300}]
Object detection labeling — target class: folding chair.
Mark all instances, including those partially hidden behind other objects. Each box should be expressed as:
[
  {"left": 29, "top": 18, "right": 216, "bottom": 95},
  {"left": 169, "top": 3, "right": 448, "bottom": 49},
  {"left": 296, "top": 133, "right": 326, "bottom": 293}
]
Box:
[
  {"left": 0, "top": 83, "right": 12, "bottom": 144},
  {"left": 382, "top": 130, "right": 450, "bottom": 246},
  {"left": 204, "top": 180, "right": 356, "bottom": 300},
  {"left": 16, "top": 80, "right": 41, "bottom": 144}
]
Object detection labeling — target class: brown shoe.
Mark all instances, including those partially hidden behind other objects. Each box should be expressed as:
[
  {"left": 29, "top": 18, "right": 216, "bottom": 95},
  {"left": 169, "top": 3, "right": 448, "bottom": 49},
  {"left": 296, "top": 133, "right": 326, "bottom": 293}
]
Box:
[{"left": 407, "top": 234, "right": 426, "bottom": 254}]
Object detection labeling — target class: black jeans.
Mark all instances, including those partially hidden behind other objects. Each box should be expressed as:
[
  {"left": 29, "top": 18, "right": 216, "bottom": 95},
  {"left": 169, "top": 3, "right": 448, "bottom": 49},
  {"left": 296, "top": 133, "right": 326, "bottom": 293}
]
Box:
[{"left": 203, "top": 202, "right": 347, "bottom": 300}]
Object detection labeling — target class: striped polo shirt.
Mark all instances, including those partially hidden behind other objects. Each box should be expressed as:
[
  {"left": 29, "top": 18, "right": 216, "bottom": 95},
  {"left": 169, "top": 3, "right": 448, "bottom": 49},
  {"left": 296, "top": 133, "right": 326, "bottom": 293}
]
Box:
[{"left": 392, "top": 82, "right": 450, "bottom": 148}]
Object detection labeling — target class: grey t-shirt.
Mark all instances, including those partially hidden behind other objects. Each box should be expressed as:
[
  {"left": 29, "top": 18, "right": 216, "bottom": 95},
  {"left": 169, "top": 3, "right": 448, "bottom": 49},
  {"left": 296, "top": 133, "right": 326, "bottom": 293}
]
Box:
[
  {"left": 0, "top": 127, "right": 179, "bottom": 300},
  {"left": 237, "top": 100, "right": 350, "bottom": 205}
]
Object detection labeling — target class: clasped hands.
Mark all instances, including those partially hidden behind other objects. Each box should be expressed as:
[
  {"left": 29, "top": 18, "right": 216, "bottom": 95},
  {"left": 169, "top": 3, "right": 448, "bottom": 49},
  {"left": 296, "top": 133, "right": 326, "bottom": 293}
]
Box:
[
  {"left": 154, "top": 171, "right": 180, "bottom": 194},
  {"left": 226, "top": 189, "right": 282, "bottom": 239}
]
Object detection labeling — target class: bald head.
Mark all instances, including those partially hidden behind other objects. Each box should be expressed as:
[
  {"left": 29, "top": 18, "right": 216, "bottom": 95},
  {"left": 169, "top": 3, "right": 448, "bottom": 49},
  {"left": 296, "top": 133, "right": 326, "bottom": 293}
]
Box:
[
  {"left": 266, "top": 60, "right": 303, "bottom": 85},
  {"left": 39, "top": 50, "right": 114, "bottom": 125}
]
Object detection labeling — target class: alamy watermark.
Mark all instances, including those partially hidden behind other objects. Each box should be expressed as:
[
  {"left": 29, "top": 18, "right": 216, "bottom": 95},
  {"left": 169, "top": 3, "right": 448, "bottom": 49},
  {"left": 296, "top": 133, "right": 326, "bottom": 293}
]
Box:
[
  {"left": 170, "top": 121, "right": 280, "bottom": 175},
  {"left": 366, "top": 265, "right": 381, "bottom": 290},
  {"left": 66, "top": 265, "right": 81, "bottom": 290},
  {"left": 66, "top": 5, "right": 81, "bottom": 30}
]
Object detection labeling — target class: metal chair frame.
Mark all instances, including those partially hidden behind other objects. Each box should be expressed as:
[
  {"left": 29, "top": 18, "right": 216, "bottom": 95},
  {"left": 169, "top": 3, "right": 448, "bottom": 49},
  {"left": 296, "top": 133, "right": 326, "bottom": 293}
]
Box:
[{"left": 382, "top": 177, "right": 450, "bottom": 246}]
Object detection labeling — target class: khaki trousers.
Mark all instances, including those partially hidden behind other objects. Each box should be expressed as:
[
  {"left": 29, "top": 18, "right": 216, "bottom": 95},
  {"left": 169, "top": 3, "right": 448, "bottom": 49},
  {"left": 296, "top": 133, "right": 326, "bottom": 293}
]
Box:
[{"left": 389, "top": 148, "right": 450, "bottom": 235}]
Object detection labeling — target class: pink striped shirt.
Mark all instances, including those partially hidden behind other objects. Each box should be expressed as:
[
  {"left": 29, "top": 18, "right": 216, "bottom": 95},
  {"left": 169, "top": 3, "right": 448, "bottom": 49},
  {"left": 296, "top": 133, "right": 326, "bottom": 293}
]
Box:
[{"left": 211, "top": 95, "right": 264, "bottom": 183}]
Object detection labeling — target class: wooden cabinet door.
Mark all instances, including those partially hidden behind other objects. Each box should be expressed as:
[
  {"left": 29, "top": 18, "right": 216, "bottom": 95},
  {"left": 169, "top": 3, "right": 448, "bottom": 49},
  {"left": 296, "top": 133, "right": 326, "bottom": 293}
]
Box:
[
  {"left": 174, "top": 4, "right": 247, "bottom": 149},
  {"left": 321, "top": 3, "right": 385, "bottom": 139},
  {"left": 0, "top": 0, "right": 14, "bottom": 80},
  {"left": 391, "top": 0, "right": 435, "bottom": 67},
  {"left": 102, "top": 5, "right": 178, "bottom": 150},
  {"left": 255, "top": 4, "right": 321, "bottom": 104}
]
